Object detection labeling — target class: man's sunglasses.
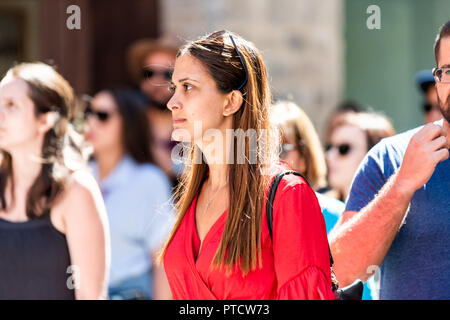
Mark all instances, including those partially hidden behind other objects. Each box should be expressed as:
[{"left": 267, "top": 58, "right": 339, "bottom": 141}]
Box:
[
  {"left": 142, "top": 68, "right": 172, "bottom": 81},
  {"left": 326, "top": 143, "right": 352, "bottom": 156},
  {"left": 422, "top": 103, "right": 440, "bottom": 114},
  {"left": 84, "top": 107, "right": 113, "bottom": 123}
]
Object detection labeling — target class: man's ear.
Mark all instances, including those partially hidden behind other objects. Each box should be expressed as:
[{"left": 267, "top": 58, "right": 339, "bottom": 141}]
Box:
[
  {"left": 223, "top": 90, "right": 244, "bottom": 117},
  {"left": 38, "top": 111, "right": 58, "bottom": 134}
]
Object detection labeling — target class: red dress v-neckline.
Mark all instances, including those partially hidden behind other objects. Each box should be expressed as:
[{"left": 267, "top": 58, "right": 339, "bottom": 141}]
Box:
[{"left": 192, "top": 194, "right": 228, "bottom": 262}]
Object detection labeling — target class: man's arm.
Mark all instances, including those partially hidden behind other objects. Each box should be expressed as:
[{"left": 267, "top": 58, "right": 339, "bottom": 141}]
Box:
[
  {"left": 329, "top": 123, "right": 449, "bottom": 287},
  {"left": 329, "top": 172, "right": 412, "bottom": 286}
]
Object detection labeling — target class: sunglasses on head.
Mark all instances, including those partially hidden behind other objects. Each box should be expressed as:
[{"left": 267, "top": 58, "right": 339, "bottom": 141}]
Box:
[
  {"left": 142, "top": 68, "right": 172, "bottom": 81},
  {"left": 326, "top": 143, "right": 352, "bottom": 156},
  {"left": 84, "top": 107, "right": 112, "bottom": 123}
]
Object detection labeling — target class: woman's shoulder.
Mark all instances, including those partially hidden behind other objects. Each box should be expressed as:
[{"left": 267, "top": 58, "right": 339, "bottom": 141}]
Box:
[
  {"left": 51, "top": 169, "right": 106, "bottom": 233},
  {"left": 266, "top": 160, "right": 312, "bottom": 195},
  {"left": 55, "top": 169, "right": 104, "bottom": 215}
]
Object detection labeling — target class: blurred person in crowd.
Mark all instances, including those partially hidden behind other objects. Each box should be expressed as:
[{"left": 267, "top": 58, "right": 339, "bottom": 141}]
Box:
[
  {"left": 270, "top": 100, "right": 344, "bottom": 233},
  {"left": 0, "top": 62, "right": 109, "bottom": 300},
  {"left": 324, "top": 100, "right": 365, "bottom": 149},
  {"left": 415, "top": 69, "right": 442, "bottom": 123},
  {"left": 127, "top": 37, "right": 181, "bottom": 185},
  {"left": 326, "top": 111, "right": 395, "bottom": 202},
  {"left": 271, "top": 101, "right": 376, "bottom": 300},
  {"left": 85, "top": 88, "right": 174, "bottom": 300},
  {"left": 321, "top": 101, "right": 365, "bottom": 197},
  {"left": 329, "top": 20, "right": 450, "bottom": 299},
  {"left": 160, "top": 30, "right": 334, "bottom": 300}
]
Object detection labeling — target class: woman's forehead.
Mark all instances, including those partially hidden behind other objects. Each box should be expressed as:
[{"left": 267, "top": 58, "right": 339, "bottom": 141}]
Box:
[
  {"left": 0, "top": 77, "right": 29, "bottom": 98},
  {"left": 91, "top": 92, "right": 117, "bottom": 111},
  {"left": 332, "top": 124, "right": 365, "bottom": 141},
  {"left": 172, "top": 53, "right": 211, "bottom": 83}
]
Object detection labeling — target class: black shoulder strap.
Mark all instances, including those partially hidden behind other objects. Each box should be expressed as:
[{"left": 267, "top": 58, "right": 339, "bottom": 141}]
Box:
[{"left": 265, "top": 170, "right": 334, "bottom": 267}]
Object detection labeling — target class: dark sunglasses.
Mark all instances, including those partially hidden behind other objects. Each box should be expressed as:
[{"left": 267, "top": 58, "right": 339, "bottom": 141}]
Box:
[
  {"left": 422, "top": 103, "right": 440, "bottom": 114},
  {"left": 142, "top": 68, "right": 172, "bottom": 81},
  {"left": 84, "top": 107, "right": 112, "bottom": 123},
  {"left": 326, "top": 143, "right": 352, "bottom": 156}
]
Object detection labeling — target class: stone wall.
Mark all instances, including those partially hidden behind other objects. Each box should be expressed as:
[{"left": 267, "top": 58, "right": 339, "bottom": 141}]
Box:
[{"left": 161, "top": 0, "right": 344, "bottom": 139}]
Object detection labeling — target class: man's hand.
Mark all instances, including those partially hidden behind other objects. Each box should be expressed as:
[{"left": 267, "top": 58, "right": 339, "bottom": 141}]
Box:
[{"left": 397, "top": 123, "right": 450, "bottom": 195}]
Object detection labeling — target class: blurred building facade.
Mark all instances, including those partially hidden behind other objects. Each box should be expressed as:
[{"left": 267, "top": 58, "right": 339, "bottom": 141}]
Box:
[
  {"left": 161, "top": 0, "right": 344, "bottom": 138},
  {"left": 1, "top": 0, "right": 449, "bottom": 137}
]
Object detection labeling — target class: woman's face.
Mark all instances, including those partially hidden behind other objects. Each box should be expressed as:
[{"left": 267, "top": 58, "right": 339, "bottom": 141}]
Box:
[
  {"left": 326, "top": 124, "right": 368, "bottom": 198},
  {"left": 0, "top": 77, "right": 43, "bottom": 153},
  {"left": 280, "top": 138, "right": 306, "bottom": 175},
  {"left": 85, "top": 91, "right": 123, "bottom": 155},
  {"left": 141, "top": 51, "right": 176, "bottom": 105},
  {"left": 167, "top": 53, "right": 231, "bottom": 144}
]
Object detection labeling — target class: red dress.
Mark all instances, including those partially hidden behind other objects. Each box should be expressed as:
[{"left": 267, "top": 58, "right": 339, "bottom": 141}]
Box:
[{"left": 164, "top": 165, "right": 334, "bottom": 300}]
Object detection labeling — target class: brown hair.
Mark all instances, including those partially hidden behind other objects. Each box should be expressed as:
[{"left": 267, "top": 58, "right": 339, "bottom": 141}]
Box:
[
  {"left": 158, "top": 30, "right": 278, "bottom": 275},
  {"left": 0, "top": 62, "right": 84, "bottom": 218},
  {"left": 434, "top": 20, "right": 450, "bottom": 64},
  {"left": 271, "top": 101, "right": 327, "bottom": 190},
  {"left": 327, "top": 111, "right": 395, "bottom": 152},
  {"left": 101, "top": 88, "right": 155, "bottom": 164}
]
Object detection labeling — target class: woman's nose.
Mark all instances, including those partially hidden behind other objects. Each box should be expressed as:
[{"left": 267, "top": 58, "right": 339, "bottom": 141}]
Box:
[{"left": 167, "top": 94, "right": 181, "bottom": 111}]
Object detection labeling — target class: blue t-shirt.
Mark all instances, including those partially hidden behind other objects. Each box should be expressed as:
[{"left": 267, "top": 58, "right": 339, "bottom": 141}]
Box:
[{"left": 346, "top": 120, "right": 450, "bottom": 300}]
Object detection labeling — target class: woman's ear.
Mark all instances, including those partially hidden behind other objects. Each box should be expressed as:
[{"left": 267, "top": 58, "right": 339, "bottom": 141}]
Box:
[
  {"left": 222, "top": 90, "right": 244, "bottom": 117},
  {"left": 38, "top": 111, "right": 58, "bottom": 134}
]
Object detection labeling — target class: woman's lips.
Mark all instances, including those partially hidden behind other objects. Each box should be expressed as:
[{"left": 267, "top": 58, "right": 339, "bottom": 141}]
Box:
[{"left": 173, "top": 118, "right": 186, "bottom": 124}]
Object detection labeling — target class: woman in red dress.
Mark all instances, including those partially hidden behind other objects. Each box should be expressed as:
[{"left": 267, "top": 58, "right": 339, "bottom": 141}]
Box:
[{"left": 159, "top": 30, "right": 334, "bottom": 300}]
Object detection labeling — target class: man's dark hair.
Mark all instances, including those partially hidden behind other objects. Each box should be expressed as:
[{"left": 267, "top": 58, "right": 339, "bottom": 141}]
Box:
[{"left": 434, "top": 20, "right": 450, "bottom": 63}]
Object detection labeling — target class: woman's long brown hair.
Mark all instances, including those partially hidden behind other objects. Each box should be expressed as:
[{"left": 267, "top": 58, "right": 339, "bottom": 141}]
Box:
[
  {"left": 158, "top": 30, "right": 279, "bottom": 276},
  {"left": 0, "top": 62, "right": 85, "bottom": 218}
]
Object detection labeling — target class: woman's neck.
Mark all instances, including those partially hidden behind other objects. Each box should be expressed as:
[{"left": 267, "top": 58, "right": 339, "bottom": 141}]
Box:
[
  {"left": 95, "top": 147, "right": 124, "bottom": 182},
  {"left": 206, "top": 163, "right": 229, "bottom": 190},
  {"left": 196, "top": 128, "right": 230, "bottom": 189},
  {"left": 9, "top": 140, "right": 44, "bottom": 192}
]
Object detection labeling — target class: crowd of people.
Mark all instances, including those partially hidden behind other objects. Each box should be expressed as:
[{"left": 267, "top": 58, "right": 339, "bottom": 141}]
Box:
[{"left": 0, "top": 20, "right": 449, "bottom": 300}]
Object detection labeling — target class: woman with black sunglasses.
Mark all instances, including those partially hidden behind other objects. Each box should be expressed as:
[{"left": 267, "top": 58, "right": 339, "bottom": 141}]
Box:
[
  {"left": 326, "top": 111, "right": 395, "bottom": 202},
  {"left": 126, "top": 37, "right": 181, "bottom": 185},
  {"left": 85, "top": 88, "right": 174, "bottom": 300}
]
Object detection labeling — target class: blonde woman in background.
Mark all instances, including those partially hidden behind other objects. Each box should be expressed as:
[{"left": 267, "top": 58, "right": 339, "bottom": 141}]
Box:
[{"left": 270, "top": 100, "right": 344, "bottom": 234}]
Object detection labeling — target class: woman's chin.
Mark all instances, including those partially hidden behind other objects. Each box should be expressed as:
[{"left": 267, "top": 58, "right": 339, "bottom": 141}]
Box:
[{"left": 171, "top": 128, "right": 192, "bottom": 143}]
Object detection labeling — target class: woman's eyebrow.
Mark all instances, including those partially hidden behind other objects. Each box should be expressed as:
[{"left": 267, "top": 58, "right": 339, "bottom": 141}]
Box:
[{"left": 177, "top": 77, "right": 200, "bottom": 83}]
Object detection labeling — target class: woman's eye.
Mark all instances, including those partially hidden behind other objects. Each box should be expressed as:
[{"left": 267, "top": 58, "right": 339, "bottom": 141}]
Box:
[
  {"left": 184, "top": 84, "right": 193, "bottom": 91},
  {"left": 168, "top": 85, "right": 176, "bottom": 92},
  {"left": 4, "top": 100, "right": 14, "bottom": 109}
]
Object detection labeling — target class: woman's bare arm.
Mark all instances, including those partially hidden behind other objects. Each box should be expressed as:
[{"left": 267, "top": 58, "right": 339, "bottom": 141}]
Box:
[{"left": 61, "top": 170, "right": 110, "bottom": 299}]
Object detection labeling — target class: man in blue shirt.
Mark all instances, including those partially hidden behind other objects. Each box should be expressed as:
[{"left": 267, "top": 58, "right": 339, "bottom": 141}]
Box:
[{"left": 329, "top": 20, "right": 450, "bottom": 299}]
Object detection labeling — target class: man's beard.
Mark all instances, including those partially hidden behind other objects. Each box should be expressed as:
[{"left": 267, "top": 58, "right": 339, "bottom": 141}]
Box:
[{"left": 437, "top": 93, "right": 450, "bottom": 123}]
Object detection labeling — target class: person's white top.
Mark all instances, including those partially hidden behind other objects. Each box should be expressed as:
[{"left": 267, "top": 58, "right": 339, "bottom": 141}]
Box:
[{"left": 89, "top": 154, "right": 174, "bottom": 287}]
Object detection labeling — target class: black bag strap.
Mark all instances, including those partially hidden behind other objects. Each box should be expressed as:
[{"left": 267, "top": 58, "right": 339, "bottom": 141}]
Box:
[{"left": 265, "top": 170, "right": 334, "bottom": 267}]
